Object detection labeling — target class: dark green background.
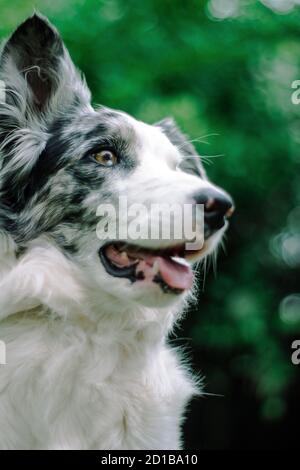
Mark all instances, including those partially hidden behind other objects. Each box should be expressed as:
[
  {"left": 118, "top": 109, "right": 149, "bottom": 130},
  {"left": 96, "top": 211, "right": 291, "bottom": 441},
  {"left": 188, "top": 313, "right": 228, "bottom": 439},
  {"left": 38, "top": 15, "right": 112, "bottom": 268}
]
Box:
[{"left": 1, "top": 0, "right": 299, "bottom": 449}]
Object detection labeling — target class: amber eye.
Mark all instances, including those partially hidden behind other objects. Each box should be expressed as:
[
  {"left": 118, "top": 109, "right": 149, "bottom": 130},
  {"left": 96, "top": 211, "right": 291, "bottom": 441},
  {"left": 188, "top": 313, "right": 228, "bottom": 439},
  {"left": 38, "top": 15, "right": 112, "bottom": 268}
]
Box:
[{"left": 93, "top": 150, "right": 117, "bottom": 167}]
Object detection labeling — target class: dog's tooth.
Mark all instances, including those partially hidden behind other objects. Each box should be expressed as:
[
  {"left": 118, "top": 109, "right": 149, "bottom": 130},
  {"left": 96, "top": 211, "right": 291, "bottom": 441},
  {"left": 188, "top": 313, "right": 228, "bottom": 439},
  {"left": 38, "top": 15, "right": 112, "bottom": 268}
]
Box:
[
  {"left": 120, "top": 251, "right": 129, "bottom": 262},
  {"left": 153, "top": 260, "right": 160, "bottom": 275},
  {"left": 225, "top": 206, "right": 235, "bottom": 219},
  {"left": 171, "top": 256, "right": 190, "bottom": 267}
]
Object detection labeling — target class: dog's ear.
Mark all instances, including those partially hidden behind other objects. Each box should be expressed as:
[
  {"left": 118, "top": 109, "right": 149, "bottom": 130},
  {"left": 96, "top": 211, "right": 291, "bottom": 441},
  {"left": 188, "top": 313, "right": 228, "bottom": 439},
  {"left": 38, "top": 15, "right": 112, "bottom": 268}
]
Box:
[
  {"left": 0, "top": 13, "right": 90, "bottom": 121},
  {"left": 156, "top": 118, "right": 197, "bottom": 156},
  {"left": 156, "top": 117, "right": 206, "bottom": 178}
]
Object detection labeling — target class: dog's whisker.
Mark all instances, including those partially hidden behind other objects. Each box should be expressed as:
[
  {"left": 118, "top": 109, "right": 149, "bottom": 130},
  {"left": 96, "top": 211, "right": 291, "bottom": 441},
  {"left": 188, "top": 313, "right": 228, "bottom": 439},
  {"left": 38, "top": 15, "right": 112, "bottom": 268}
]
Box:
[
  {"left": 200, "top": 391, "right": 225, "bottom": 398},
  {"left": 177, "top": 133, "right": 220, "bottom": 150}
]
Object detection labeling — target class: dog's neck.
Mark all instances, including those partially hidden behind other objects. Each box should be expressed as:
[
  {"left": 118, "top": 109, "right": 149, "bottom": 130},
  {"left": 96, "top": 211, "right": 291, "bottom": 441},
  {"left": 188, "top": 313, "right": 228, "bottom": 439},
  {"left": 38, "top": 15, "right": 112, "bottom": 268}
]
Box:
[{"left": 0, "top": 235, "right": 186, "bottom": 349}]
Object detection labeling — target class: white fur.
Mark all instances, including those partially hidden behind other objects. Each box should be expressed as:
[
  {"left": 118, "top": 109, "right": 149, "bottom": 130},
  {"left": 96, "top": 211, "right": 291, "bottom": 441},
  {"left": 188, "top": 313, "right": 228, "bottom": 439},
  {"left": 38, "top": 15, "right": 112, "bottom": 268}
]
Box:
[
  {"left": 0, "top": 114, "right": 227, "bottom": 450},
  {"left": 0, "top": 15, "right": 231, "bottom": 450},
  {"left": 0, "top": 235, "right": 198, "bottom": 450}
]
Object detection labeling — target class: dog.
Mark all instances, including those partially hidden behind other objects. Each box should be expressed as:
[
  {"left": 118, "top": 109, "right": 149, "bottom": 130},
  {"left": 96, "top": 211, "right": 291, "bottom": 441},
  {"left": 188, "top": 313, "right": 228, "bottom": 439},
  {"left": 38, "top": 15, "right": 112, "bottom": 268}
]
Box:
[{"left": 0, "top": 14, "right": 234, "bottom": 449}]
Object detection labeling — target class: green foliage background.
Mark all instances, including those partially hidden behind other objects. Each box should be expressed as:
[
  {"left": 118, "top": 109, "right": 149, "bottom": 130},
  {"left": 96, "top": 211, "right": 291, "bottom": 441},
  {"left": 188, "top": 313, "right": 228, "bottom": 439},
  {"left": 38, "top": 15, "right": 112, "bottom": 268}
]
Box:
[{"left": 1, "top": 0, "right": 299, "bottom": 449}]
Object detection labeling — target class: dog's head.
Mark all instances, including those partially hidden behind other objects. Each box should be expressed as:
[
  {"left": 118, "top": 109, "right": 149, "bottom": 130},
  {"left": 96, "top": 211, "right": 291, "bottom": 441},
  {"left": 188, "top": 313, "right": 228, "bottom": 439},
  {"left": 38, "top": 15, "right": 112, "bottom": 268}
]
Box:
[{"left": 0, "top": 14, "right": 234, "bottom": 309}]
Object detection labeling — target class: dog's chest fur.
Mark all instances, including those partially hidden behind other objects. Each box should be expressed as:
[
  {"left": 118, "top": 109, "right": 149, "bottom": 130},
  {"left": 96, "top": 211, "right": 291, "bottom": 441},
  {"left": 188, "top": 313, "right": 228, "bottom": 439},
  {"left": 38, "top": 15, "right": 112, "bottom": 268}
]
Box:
[{"left": 0, "top": 307, "right": 195, "bottom": 450}]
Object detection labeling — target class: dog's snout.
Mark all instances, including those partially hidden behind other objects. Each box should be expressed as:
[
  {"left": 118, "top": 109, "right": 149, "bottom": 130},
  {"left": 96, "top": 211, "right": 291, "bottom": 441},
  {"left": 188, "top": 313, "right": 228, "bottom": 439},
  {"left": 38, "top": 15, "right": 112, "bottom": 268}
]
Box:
[{"left": 194, "top": 188, "right": 234, "bottom": 234}]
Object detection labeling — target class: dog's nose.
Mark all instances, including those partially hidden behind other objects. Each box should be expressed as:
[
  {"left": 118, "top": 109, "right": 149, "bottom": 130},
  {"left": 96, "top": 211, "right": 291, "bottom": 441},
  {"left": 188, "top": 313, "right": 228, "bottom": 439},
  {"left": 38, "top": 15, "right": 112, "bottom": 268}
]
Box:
[{"left": 194, "top": 188, "right": 234, "bottom": 234}]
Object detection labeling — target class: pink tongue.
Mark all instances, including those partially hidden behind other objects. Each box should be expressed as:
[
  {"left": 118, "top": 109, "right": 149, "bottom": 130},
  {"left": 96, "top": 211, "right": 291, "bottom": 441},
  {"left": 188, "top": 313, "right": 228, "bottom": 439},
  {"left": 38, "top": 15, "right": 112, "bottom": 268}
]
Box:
[
  {"left": 136, "top": 255, "right": 193, "bottom": 290},
  {"left": 106, "top": 245, "right": 194, "bottom": 291},
  {"left": 155, "top": 256, "right": 193, "bottom": 290}
]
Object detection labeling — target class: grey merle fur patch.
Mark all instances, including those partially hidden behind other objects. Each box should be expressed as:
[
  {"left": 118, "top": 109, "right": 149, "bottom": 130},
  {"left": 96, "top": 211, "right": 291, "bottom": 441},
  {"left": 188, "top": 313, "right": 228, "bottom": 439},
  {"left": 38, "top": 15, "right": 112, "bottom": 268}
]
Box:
[{"left": 0, "top": 13, "right": 205, "bottom": 253}]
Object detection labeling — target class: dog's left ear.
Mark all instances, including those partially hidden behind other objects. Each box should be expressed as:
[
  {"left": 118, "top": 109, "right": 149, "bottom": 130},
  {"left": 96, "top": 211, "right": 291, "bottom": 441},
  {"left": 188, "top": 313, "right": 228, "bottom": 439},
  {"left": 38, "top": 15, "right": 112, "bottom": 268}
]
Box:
[
  {"left": 0, "top": 13, "right": 90, "bottom": 120},
  {"left": 156, "top": 117, "right": 206, "bottom": 178}
]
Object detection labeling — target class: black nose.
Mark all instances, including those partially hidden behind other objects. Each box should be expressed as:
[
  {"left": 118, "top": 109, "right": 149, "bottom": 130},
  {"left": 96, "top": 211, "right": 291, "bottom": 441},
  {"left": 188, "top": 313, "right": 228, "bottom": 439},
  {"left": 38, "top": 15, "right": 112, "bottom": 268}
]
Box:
[{"left": 194, "top": 188, "right": 234, "bottom": 235}]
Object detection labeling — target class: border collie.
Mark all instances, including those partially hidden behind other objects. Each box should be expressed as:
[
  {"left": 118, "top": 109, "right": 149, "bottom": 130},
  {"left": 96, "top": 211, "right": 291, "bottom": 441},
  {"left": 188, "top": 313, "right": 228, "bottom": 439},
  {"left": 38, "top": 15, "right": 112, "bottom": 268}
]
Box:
[{"left": 0, "top": 14, "right": 234, "bottom": 449}]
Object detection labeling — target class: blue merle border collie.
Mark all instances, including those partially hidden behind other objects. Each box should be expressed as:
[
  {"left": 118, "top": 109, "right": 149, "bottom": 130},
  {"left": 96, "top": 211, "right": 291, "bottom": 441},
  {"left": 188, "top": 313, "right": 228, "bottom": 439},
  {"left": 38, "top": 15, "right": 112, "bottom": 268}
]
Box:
[{"left": 0, "top": 14, "right": 234, "bottom": 449}]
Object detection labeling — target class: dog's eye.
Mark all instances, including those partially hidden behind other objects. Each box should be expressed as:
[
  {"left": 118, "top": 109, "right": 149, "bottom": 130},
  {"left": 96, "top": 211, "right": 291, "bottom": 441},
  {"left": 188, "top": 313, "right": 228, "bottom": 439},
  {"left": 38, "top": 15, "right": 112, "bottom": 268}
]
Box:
[{"left": 93, "top": 150, "right": 117, "bottom": 167}]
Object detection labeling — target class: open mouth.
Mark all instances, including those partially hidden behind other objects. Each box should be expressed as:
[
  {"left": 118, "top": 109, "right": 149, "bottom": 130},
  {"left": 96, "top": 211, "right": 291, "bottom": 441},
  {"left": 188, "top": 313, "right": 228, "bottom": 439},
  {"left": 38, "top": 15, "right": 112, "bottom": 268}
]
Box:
[{"left": 99, "top": 242, "right": 197, "bottom": 294}]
